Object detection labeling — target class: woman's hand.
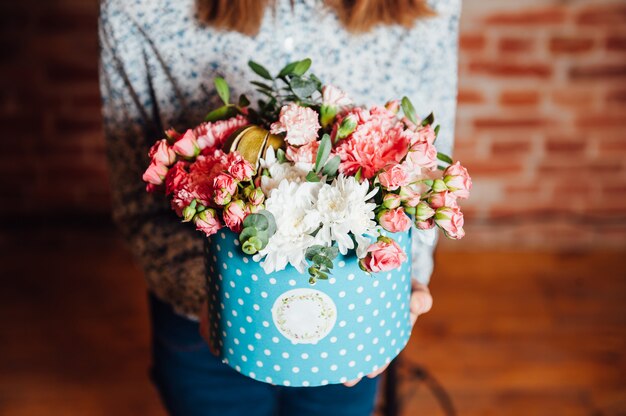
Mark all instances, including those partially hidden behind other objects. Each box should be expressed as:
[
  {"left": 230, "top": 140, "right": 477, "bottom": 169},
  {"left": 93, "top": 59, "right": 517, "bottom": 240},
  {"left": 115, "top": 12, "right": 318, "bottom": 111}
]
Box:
[
  {"left": 199, "top": 280, "right": 433, "bottom": 386},
  {"left": 343, "top": 280, "right": 432, "bottom": 387}
]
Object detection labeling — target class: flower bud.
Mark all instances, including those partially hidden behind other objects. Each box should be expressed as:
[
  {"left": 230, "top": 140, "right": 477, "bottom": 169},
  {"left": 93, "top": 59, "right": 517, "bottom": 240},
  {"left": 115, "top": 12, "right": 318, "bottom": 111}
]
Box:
[
  {"left": 336, "top": 115, "right": 357, "bottom": 140},
  {"left": 248, "top": 188, "right": 265, "bottom": 206},
  {"left": 415, "top": 218, "right": 435, "bottom": 230},
  {"left": 385, "top": 100, "right": 400, "bottom": 114},
  {"left": 416, "top": 201, "right": 436, "bottom": 221},
  {"left": 382, "top": 193, "right": 401, "bottom": 209},
  {"left": 182, "top": 205, "right": 196, "bottom": 222},
  {"left": 432, "top": 178, "right": 448, "bottom": 193},
  {"left": 172, "top": 129, "right": 200, "bottom": 158}
]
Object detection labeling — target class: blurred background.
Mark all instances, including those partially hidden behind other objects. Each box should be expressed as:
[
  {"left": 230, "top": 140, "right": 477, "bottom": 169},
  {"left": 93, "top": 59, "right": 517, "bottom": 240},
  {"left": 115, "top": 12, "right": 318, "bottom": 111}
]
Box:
[{"left": 1, "top": 0, "right": 625, "bottom": 415}]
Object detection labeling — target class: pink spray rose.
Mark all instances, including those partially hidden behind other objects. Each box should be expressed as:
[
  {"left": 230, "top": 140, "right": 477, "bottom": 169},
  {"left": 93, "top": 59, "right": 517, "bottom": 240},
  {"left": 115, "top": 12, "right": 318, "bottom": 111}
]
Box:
[
  {"left": 226, "top": 152, "right": 255, "bottom": 181},
  {"left": 212, "top": 173, "right": 238, "bottom": 206},
  {"left": 382, "top": 193, "right": 402, "bottom": 209},
  {"left": 406, "top": 139, "right": 438, "bottom": 171},
  {"left": 223, "top": 200, "right": 247, "bottom": 233},
  {"left": 443, "top": 162, "right": 472, "bottom": 199},
  {"left": 416, "top": 125, "right": 436, "bottom": 145},
  {"left": 270, "top": 103, "right": 321, "bottom": 146},
  {"left": 194, "top": 209, "right": 222, "bottom": 237},
  {"left": 172, "top": 129, "right": 200, "bottom": 158},
  {"left": 428, "top": 191, "right": 458, "bottom": 209},
  {"left": 149, "top": 139, "right": 177, "bottom": 166},
  {"left": 378, "top": 208, "right": 412, "bottom": 233},
  {"left": 435, "top": 207, "right": 465, "bottom": 239},
  {"left": 248, "top": 188, "right": 265, "bottom": 206},
  {"left": 416, "top": 218, "right": 435, "bottom": 230},
  {"left": 378, "top": 164, "right": 409, "bottom": 191},
  {"left": 142, "top": 162, "right": 168, "bottom": 186},
  {"left": 359, "top": 237, "right": 408, "bottom": 273}
]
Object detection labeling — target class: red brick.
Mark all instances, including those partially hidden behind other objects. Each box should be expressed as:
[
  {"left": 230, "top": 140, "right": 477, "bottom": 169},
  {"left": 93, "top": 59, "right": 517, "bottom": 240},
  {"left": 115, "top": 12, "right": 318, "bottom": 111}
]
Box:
[
  {"left": 575, "top": 114, "right": 626, "bottom": 131},
  {"left": 569, "top": 64, "right": 626, "bottom": 80},
  {"left": 498, "top": 38, "right": 534, "bottom": 54},
  {"left": 485, "top": 7, "right": 566, "bottom": 25},
  {"left": 606, "top": 36, "right": 626, "bottom": 52},
  {"left": 457, "top": 89, "right": 484, "bottom": 104},
  {"left": 552, "top": 89, "right": 595, "bottom": 109},
  {"left": 462, "top": 160, "right": 524, "bottom": 176},
  {"left": 545, "top": 138, "right": 587, "bottom": 155},
  {"left": 459, "top": 34, "right": 486, "bottom": 51},
  {"left": 549, "top": 37, "right": 594, "bottom": 54},
  {"left": 474, "top": 117, "right": 548, "bottom": 130},
  {"left": 500, "top": 91, "right": 540, "bottom": 106},
  {"left": 491, "top": 140, "right": 532, "bottom": 155},
  {"left": 469, "top": 61, "right": 552, "bottom": 78},
  {"left": 576, "top": 5, "right": 626, "bottom": 26}
]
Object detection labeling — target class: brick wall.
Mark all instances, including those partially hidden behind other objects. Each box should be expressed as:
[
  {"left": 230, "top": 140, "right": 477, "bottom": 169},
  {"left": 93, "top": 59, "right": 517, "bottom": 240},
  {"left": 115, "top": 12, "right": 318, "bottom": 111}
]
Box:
[{"left": 2, "top": 0, "right": 625, "bottom": 249}]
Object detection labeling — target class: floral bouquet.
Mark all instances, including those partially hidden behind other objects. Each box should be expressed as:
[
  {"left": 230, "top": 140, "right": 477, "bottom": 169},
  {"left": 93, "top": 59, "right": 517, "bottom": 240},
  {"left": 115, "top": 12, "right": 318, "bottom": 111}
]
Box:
[{"left": 143, "top": 58, "right": 471, "bottom": 386}]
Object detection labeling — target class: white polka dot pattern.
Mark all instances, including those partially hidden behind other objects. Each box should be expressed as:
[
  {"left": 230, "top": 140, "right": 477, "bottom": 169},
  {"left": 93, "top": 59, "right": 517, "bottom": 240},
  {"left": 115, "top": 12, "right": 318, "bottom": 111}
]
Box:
[{"left": 205, "top": 228, "right": 413, "bottom": 387}]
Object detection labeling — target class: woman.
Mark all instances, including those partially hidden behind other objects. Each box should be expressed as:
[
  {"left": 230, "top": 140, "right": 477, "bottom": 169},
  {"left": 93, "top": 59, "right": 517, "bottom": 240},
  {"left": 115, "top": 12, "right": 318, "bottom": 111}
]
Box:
[{"left": 99, "top": 0, "right": 460, "bottom": 414}]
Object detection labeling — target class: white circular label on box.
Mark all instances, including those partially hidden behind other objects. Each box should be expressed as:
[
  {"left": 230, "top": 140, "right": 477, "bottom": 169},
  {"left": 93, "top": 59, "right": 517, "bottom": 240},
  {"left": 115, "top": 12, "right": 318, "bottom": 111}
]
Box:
[{"left": 271, "top": 288, "right": 337, "bottom": 344}]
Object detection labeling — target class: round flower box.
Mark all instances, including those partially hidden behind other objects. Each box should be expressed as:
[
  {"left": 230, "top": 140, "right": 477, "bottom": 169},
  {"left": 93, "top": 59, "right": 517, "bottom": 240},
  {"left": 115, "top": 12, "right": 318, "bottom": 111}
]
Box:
[{"left": 204, "top": 228, "right": 413, "bottom": 387}]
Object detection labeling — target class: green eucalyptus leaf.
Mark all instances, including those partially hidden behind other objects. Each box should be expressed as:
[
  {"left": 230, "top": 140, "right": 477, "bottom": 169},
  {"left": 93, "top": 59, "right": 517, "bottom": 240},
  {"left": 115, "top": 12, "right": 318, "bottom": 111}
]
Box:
[
  {"left": 290, "top": 76, "right": 318, "bottom": 100},
  {"left": 214, "top": 77, "right": 230, "bottom": 105},
  {"left": 256, "top": 210, "right": 277, "bottom": 236},
  {"left": 239, "top": 227, "right": 258, "bottom": 243},
  {"left": 204, "top": 105, "right": 239, "bottom": 122},
  {"left": 243, "top": 213, "right": 269, "bottom": 232},
  {"left": 305, "top": 245, "right": 324, "bottom": 261},
  {"left": 248, "top": 60, "right": 273, "bottom": 80},
  {"left": 323, "top": 246, "right": 339, "bottom": 260},
  {"left": 315, "top": 134, "right": 332, "bottom": 173},
  {"left": 322, "top": 155, "right": 341, "bottom": 177},
  {"left": 309, "top": 73, "right": 323, "bottom": 91}
]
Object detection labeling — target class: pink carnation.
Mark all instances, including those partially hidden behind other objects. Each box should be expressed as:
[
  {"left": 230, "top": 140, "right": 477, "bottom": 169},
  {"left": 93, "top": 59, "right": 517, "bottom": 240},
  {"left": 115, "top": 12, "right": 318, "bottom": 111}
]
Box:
[
  {"left": 334, "top": 108, "right": 410, "bottom": 179},
  {"left": 194, "top": 115, "right": 248, "bottom": 152},
  {"left": 165, "top": 161, "right": 189, "bottom": 196},
  {"left": 406, "top": 139, "right": 438, "bottom": 171},
  {"left": 359, "top": 238, "right": 408, "bottom": 273},
  {"left": 378, "top": 208, "right": 412, "bottom": 233},
  {"left": 270, "top": 103, "right": 320, "bottom": 146},
  {"left": 212, "top": 173, "right": 238, "bottom": 206},
  {"left": 286, "top": 141, "right": 319, "bottom": 166}
]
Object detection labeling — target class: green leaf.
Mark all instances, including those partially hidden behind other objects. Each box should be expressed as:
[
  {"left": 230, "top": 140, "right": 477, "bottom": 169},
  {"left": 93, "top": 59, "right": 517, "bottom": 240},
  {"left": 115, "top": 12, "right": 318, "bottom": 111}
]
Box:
[
  {"left": 204, "top": 105, "right": 239, "bottom": 122},
  {"left": 434, "top": 124, "right": 440, "bottom": 137},
  {"left": 289, "top": 76, "right": 318, "bottom": 100},
  {"left": 293, "top": 58, "right": 312, "bottom": 76},
  {"left": 421, "top": 112, "right": 435, "bottom": 127},
  {"left": 248, "top": 60, "right": 273, "bottom": 80},
  {"left": 214, "top": 77, "right": 230, "bottom": 105},
  {"left": 238, "top": 94, "right": 250, "bottom": 107},
  {"left": 256, "top": 210, "right": 277, "bottom": 237},
  {"left": 437, "top": 152, "right": 453, "bottom": 164},
  {"left": 315, "top": 134, "right": 332, "bottom": 173},
  {"left": 276, "top": 148, "right": 287, "bottom": 163},
  {"left": 322, "top": 246, "right": 339, "bottom": 260},
  {"left": 322, "top": 155, "right": 341, "bottom": 177},
  {"left": 305, "top": 246, "right": 324, "bottom": 261},
  {"left": 277, "top": 61, "right": 299, "bottom": 78},
  {"left": 355, "top": 167, "right": 363, "bottom": 182},
  {"left": 306, "top": 171, "right": 321, "bottom": 182},
  {"left": 401, "top": 96, "right": 418, "bottom": 126},
  {"left": 239, "top": 227, "right": 258, "bottom": 242},
  {"left": 251, "top": 81, "right": 273, "bottom": 91},
  {"left": 243, "top": 213, "right": 269, "bottom": 232}
]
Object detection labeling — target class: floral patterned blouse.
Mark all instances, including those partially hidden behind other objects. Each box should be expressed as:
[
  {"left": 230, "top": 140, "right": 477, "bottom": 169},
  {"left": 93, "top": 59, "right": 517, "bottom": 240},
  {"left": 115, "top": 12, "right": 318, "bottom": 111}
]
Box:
[{"left": 99, "top": 0, "right": 461, "bottom": 318}]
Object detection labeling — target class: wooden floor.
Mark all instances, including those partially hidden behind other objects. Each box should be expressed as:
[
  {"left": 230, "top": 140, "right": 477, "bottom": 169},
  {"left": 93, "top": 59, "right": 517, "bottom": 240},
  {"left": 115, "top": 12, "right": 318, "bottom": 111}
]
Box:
[{"left": 1, "top": 225, "right": 625, "bottom": 415}]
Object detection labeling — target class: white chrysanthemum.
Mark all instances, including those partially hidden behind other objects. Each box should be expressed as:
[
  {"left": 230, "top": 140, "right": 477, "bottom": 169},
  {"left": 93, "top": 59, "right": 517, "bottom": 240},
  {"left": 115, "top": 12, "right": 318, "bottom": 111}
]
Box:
[
  {"left": 310, "top": 175, "right": 378, "bottom": 257},
  {"left": 259, "top": 147, "right": 309, "bottom": 196},
  {"left": 254, "top": 180, "right": 322, "bottom": 273}
]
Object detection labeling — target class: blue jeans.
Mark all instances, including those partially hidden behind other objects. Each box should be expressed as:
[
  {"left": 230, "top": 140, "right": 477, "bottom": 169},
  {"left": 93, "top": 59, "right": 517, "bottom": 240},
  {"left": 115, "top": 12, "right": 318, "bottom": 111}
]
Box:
[{"left": 149, "top": 294, "right": 380, "bottom": 416}]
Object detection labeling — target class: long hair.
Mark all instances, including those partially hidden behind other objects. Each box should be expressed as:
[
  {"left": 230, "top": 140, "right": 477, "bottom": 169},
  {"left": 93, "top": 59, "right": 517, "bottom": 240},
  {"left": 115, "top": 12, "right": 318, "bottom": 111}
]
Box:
[{"left": 197, "top": 0, "right": 434, "bottom": 35}]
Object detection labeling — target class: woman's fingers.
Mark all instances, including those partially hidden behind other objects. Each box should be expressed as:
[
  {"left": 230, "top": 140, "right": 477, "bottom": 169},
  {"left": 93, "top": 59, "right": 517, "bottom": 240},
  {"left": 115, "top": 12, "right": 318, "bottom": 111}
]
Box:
[
  {"left": 343, "top": 377, "right": 362, "bottom": 387},
  {"left": 366, "top": 363, "right": 389, "bottom": 379}
]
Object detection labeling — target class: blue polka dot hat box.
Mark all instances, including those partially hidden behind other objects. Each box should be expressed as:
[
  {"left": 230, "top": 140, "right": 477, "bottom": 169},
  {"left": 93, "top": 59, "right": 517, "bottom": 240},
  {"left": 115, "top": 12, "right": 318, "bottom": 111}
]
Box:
[{"left": 204, "top": 229, "right": 413, "bottom": 387}]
